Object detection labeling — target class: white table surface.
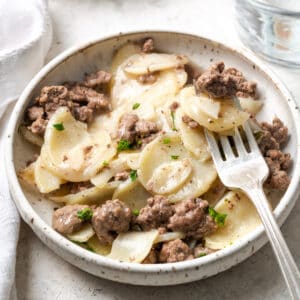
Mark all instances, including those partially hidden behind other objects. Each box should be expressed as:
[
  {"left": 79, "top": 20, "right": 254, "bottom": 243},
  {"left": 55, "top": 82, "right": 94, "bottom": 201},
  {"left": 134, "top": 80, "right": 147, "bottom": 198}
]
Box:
[{"left": 15, "top": 0, "right": 300, "bottom": 299}]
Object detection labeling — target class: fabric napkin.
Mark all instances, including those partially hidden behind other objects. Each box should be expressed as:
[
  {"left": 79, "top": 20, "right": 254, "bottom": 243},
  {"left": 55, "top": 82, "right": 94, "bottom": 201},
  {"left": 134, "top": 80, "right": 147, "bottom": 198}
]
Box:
[{"left": 0, "top": 0, "right": 52, "bottom": 299}]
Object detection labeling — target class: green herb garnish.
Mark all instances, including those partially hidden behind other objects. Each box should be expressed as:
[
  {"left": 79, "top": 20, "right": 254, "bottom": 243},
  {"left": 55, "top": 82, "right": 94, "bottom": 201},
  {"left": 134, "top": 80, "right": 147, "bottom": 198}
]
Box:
[
  {"left": 170, "top": 111, "right": 177, "bottom": 131},
  {"left": 130, "top": 170, "right": 138, "bottom": 182},
  {"left": 208, "top": 207, "right": 227, "bottom": 226},
  {"left": 132, "top": 103, "right": 140, "bottom": 110},
  {"left": 117, "top": 140, "right": 132, "bottom": 152},
  {"left": 77, "top": 208, "right": 93, "bottom": 221},
  {"left": 198, "top": 253, "right": 207, "bottom": 257},
  {"left": 132, "top": 209, "right": 140, "bottom": 216},
  {"left": 102, "top": 160, "right": 109, "bottom": 167},
  {"left": 171, "top": 155, "right": 179, "bottom": 160},
  {"left": 53, "top": 122, "right": 64, "bottom": 131},
  {"left": 163, "top": 138, "right": 171, "bottom": 144}
]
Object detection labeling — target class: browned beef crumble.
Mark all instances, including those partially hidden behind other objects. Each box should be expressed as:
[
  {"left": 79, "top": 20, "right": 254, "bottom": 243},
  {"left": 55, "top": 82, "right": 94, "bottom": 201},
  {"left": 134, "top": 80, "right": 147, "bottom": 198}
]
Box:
[
  {"left": 257, "top": 117, "right": 291, "bottom": 190},
  {"left": 195, "top": 61, "right": 256, "bottom": 98},
  {"left": 182, "top": 115, "right": 199, "bottom": 128},
  {"left": 135, "top": 195, "right": 174, "bottom": 231},
  {"left": 142, "top": 38, "right": 154, "bottom": 53},
  {"left": 52, "top": 204, "right": 89, "bottom": 235},
  {"left": 117, "top": 113, "right": 159, "bottom": 148},
  {"left": 159, "top": 239, "right": 193, "bottom": 263},
  {"left": 114, "top": 171, "right": 130, "bottom": 181},
  {"left": 169, "top": 101, "right": 180, "bottom": 112},
  {"left": 92, "top": 199, "right": 132, "bottom": 244},
  {"left": 26, "top": 70, "right": 112, "bottom": 135},
  {"left": 142, "top": 249, "right": 158, "bottom": 264},
  {"left": 168, "top": 198, "right": 217, "bottom": 239}
]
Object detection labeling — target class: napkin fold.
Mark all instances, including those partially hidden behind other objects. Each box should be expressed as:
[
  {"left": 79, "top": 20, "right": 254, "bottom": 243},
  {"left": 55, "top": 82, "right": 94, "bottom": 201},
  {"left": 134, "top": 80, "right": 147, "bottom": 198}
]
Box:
[{"left": 0, "top": 0, "right": 52, "bottom": 299}]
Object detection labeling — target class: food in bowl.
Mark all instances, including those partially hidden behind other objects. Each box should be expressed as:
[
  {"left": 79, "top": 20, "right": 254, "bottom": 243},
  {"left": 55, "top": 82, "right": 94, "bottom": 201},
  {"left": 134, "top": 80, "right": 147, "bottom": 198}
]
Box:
[{"left": 18, "top": 38, "right": 291, "bottom": 264}]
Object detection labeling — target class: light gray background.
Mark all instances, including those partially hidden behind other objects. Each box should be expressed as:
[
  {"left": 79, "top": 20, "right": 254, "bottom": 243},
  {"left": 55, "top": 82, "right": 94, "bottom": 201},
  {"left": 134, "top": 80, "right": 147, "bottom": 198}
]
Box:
[{"left": 15, "top": 0, "right": 300, "bottom": 299}]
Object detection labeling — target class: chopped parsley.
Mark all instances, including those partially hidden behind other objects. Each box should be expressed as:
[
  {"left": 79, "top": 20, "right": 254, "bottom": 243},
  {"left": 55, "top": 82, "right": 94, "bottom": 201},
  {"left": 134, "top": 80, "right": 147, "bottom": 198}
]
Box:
[
  {"left": 130, "top": 170, "right": 138, "bottom": 182},
  {"left": 171, "top": 155, "right": 179, "bottom": 160},
  {"left": 208, "top": 207, "right": 227, "bottom": 226},
  {"left": 117, "top": 140, "right": 132, "bottom": 152},
  {"left": 53, "top": 122, "right": 64, "bottom": 131},
  {"left": 132, "top": 209, "right": 140, "bottom": 216},
  {"left": 170, "top": 111, "right": 177, "bottom": 131},
  {"left": 132, "top": 103, "right": 141, "bottom": 110},
  {"left": 77, "top": 208, "right": 93, "bottom": 221},
  {"left": 163, "top": 138, "right": 171, "bottom": 144},
  {"left": 198, "top": 253, "right": 207, "bottom": 257},
  {"left": 102, "top": 160, "right": 109, "bottom": 167}
]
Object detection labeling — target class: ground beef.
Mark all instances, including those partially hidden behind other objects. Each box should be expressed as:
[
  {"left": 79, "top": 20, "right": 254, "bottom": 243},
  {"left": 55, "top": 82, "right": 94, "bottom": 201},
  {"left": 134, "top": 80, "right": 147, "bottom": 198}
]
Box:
[
  {"left": 137, "top": 73, "right": 157, "bottom": 84},
  {"left": 182, "top": 115, "right": 199, "bottom": 128},
  {"left": 52, "top": 204, "right": 89, "bottom": 235},
  {"left": 92, "top": 199, "right": 132, "bottom": 244},
  {"left": 69, "top": 182, "right": 93, "bottom": 194},
  {"left": 194, "top": 245, "right": 216, "bottom": 257},
  {"left": 135, "top": 195, "right": 174, "bottom": 230},
  {"left": 142, "top": 249, "right": 158, "bottom": 264},
  {"left": 26, "top": 70, "right": 111, "bottom": 135},
  {"left": 168, "top": 198, "right": 217, "bottom": 239},
  {"left": 142, "top": 38, "right": 154, "bottom": 53},
  {"left": 169, "top": 101, "right": 180, "bottom": 112},
  {"left": 159, "top": 239, "right": 192, "bottom": 263},
  {"left": 117, "top": 113, "right": 159, "bottom": 147},
  {"left": 114, "top": 171, "right": 130, "bottom": 181},
  {"left": 257, "top": 117, "right": 291, "bottom": 191},
  {"left": 195, "top": 61, "right": 256, "bottom": 98},
  {"left": 84, "top": 70, "right": 112, "bottom": 88}
]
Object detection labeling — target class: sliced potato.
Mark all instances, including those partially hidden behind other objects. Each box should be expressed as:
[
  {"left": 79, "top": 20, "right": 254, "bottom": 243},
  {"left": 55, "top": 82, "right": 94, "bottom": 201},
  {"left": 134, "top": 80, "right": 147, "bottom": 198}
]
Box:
[
  {"left": 124, "top": 53, "right": 188, "bottom": 75},
  {"left": 180, "top": 87, "right": 249, "bottom": 132},
  {"left": 108, "top": 230, "right": 159, "bottom": 263},
  {"left": 138, "top": 133, "right": 217, "bottom": 202},
  {"left": 67, "top": 223, "right": 95, "bottom": 243},
  {"left": 42, "top": 108, "right": 116, "bottom": 182},
  {"left": 18, "top": 162, "right": 36, "bottom": 185},
  {"left": 239, "top": 97, "right": 263, "bottom": 115},
  {"left": 50, "top": 183, "right": 118, "bottom": 205},
  {"left": 87, "top": 235, "right": 111, "bottom": 255},
  {"left": 112, "top": 179, "right": 151, "bottom": 210},
  {"left": 155, "top": 231, "right": 185, "bottom": 244},
  {"left": 175, "top": 108, "right": 210, "bottom": 161},
  {"left": 19, "top": 125, "right": 43, "bottom": 147},
  {"left": 35, "top": 157, "right": 65, "bottom": 193},
  {"left": 118, "top": 152, "right": 140, "bottom": 170},
  {"left": 205, "top": 191, "right": 261, "bottom": 249},
  {"left": 202, "top": 177, "right": 227, "bottom": 206}
]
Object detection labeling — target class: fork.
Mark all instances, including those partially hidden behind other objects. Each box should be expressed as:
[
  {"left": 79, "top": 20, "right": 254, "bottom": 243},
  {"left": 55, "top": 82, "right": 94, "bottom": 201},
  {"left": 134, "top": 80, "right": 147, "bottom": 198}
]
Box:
[{"left": 205, "top": 122, "right": 300, "bottom": 299}]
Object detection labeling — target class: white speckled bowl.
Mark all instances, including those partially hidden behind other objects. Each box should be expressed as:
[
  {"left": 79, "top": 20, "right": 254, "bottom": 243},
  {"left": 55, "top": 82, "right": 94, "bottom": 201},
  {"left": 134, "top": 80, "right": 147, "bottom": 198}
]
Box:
[{"left": 5, "top": 31, "right": 300, "bottom": 286}]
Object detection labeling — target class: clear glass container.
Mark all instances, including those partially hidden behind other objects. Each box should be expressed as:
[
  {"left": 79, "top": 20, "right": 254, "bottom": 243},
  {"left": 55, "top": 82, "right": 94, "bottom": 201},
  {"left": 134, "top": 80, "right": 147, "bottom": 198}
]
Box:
[{"left": 235, "top": 0, "right": 300, "bottom": 68}]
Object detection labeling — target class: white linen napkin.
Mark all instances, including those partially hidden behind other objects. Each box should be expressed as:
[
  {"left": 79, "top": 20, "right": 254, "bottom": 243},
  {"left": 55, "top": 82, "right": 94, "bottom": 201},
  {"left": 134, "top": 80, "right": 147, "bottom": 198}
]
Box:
[{"left": 0, "top": 0, "right": 52, "bottom": 299}]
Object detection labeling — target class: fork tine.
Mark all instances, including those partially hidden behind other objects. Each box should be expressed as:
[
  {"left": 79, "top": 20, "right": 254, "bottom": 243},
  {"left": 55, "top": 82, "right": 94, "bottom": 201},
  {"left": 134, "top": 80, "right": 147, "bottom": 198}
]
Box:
[
  {"left": 233, "top": 127, "right": 247, "bottom": 155},
  {"left": 204, "top": 129, "right": 224, "bottom": 163},
  {"left": 219, "top": 135, "right": 235, "bottom": 160},
  {"left": 243, "top": 122, "right": 260, "bottom": 152}
]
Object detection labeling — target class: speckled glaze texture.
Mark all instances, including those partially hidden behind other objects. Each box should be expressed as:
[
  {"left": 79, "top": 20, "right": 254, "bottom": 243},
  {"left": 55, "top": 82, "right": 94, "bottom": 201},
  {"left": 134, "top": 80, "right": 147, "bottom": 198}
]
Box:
[{"left": 5, "top": 31, "right": 300, "bottom": 286}]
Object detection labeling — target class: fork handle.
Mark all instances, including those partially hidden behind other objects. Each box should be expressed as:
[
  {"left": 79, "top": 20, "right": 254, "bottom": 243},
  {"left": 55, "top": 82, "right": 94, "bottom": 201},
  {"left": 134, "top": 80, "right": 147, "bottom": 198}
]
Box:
[{"left": 244, "top": 185, "right": 300, "bottom": 300}]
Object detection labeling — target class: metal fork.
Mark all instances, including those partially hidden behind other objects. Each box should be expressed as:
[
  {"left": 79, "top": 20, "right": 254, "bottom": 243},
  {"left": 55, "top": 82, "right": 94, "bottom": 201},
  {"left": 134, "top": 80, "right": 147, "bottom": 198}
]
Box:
[{"left": 205, "top": 123, "right": 300, "bottom": 299}]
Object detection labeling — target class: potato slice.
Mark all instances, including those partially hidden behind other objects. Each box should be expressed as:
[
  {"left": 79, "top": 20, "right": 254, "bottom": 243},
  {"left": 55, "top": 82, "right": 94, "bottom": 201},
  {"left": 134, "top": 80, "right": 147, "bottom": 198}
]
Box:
[
  {"left": 138, "top": 133, "right": 217, "bottom": 202},
  {"left": 112, "top": 179, "right": 151, "bottom": 210},
  {"left": 239, "top": 97, "right": 263, "bottom": 115},
  {"left": 175, "top": 108, "right": 210, "bottom": 161},
  {"left": 147, "top": 159, "right": 192, "bottom": 194},
  {"left": 35, "top": 157, "right": 65, "bottom": 193},
  {"left": 19, "top": 125, "right": 43, "bottom": 147},
  {"left": 155, "top": 231, "right": 185, "bottom": 244},
  {"left": 67, "top": 224, "right": 95, "bottom": 243},
  {"left": 50, "top": 182, "right": 118, "bottom": 205},
  {"left": 124, "top": 53, "right": 188, "bottom": 75},
  {"left": 118, "top": 152, "right": 140, "bottom": 170},
  {"left": 108, "top": 230, "right": 159, "bottom": 263},
  {"left": 42, "top": 108, "right": 116, "bottom": 182},
  {"left": 202, "top": 177, "right": 227, "bottom": 206},
  {"left": 181, "top": 87, "right": 249, "bottom": 132},
  {"left": 87, "top": 235, "right": 111, "bottom": 255},
  {"left": 18, "top": 162, "right": 36, "bottom": 186},
  {"left": 205, "top": 191, "right": 261, "bottom": 249}
]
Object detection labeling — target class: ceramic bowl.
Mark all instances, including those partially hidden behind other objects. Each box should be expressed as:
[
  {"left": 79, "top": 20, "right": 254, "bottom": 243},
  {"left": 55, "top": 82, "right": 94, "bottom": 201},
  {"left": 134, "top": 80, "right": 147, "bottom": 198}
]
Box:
[{"left": 5, "top": 31, "right": 300, "bottom": 286}]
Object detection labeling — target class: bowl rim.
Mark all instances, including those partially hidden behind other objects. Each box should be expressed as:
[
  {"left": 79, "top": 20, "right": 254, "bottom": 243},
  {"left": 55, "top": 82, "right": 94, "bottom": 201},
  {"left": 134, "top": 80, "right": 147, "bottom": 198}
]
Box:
[{"left": 5, "top": 30, "right": 300, "bottom": 274}]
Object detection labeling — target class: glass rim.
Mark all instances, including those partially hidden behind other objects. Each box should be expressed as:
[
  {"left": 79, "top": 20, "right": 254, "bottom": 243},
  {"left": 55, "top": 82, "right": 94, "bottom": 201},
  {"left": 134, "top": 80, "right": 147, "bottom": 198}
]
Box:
[{"left": 247, "top": 0, "right": 300, "bottom": 16}]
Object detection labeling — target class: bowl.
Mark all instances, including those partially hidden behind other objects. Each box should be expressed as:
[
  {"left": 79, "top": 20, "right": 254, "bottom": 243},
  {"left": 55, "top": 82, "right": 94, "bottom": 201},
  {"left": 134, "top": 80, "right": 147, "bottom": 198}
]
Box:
[{"left": 5, "top": 31, "right": 300, "bottom": 286}]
